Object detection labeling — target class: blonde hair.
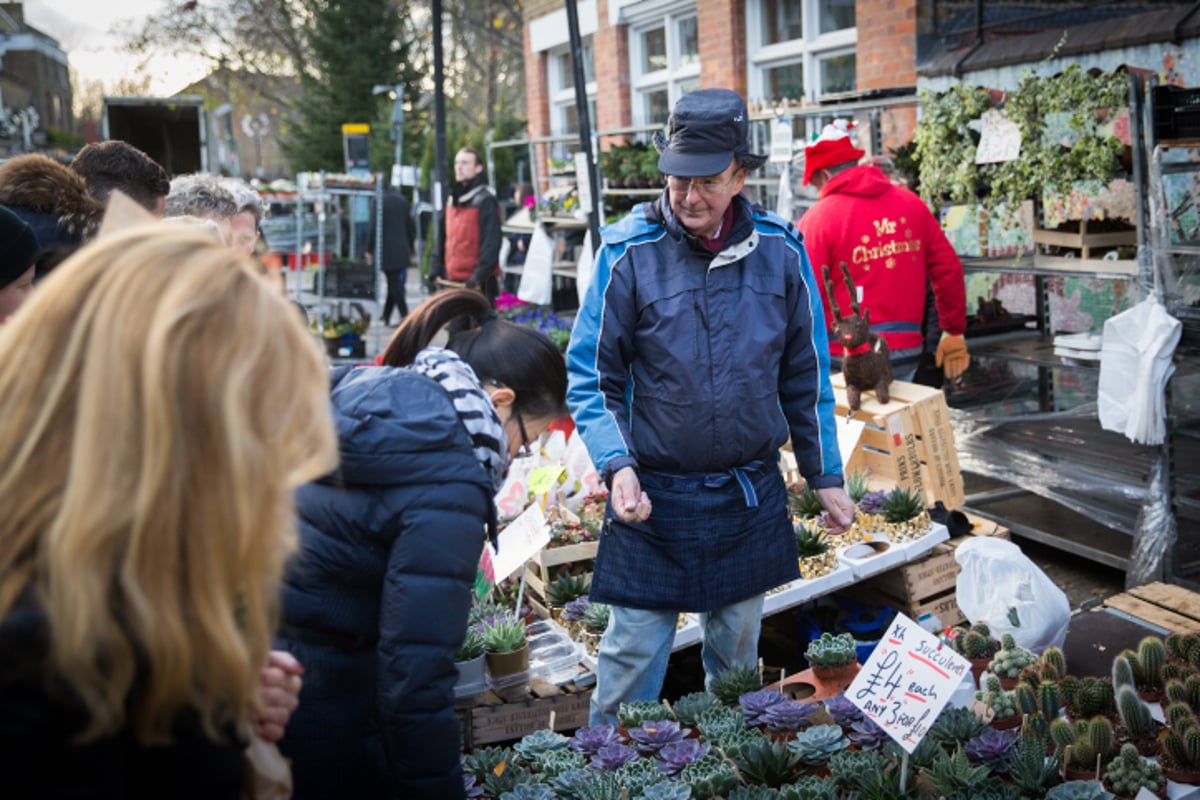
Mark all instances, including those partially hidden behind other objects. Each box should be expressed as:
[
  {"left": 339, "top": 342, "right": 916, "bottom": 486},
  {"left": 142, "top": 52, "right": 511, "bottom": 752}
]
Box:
[{"left": 0, "top": 224, "right": 338, "bottom": 744}]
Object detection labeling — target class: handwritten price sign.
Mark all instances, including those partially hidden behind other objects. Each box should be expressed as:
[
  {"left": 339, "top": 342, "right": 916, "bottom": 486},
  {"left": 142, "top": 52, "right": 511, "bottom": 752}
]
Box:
[{"left": 846, "top": 613, "right": 970, "bottom": 753}]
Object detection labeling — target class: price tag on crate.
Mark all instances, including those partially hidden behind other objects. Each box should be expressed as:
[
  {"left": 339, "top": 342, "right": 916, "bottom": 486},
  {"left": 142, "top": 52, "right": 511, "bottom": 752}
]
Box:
[{"left": 846, "top": 612, "right": 970, "bottom": 753}]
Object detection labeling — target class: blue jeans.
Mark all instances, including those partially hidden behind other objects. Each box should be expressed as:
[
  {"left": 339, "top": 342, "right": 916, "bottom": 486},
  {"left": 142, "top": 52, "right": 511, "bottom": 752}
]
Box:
[{"left": 589, "top": 594, "right": 765, "bottom": 725}]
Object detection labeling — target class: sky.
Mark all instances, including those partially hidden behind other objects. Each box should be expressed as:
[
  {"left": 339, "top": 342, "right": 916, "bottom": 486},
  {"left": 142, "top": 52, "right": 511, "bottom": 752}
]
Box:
[{"left": 26, "top": 0, "right": 211, "bottom": 96}]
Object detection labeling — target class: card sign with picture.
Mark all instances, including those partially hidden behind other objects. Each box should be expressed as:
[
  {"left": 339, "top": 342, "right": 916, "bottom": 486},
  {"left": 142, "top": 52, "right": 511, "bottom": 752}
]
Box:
[{"left": 846, "top": 613, "right": 970, "bottom": 753}]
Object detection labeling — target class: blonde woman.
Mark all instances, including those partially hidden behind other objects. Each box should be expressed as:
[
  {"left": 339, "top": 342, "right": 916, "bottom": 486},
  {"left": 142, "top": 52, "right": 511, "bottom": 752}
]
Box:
[{"left": 0, "top": 225, "right": 338, "bottom": 797}]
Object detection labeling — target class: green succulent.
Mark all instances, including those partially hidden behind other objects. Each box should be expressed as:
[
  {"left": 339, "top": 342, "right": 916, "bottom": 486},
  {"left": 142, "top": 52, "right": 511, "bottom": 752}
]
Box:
[
  {"left": 788, "top": 485, "right": 825, "bottom": 519},
  {"left": 1112, "top": 653, "right": 1136, "bottom": 690},
  {"left": 880, "top": 485, "right": 924, "bottom": 523},
  {"left": 616, "top": 700, "right": 673, "bottom": 729},
  {"left": 779, "top": 775, "right": 840, "bottom": 800},
  {"left": 1045, "top": 780, "right": 1115, "bottom": 800},
  {"left": 843, "top": 753, "right": 917, "bottom": 799},
  {"left": 534, "top": 748, "right": 586, "bottom": 778},
  {"left": 976, "top": 674, "right": 1018, "bottom": 721},
  {"left": 804, "top": 632, "right": 856, "bottom": 669},
  {"left": 636, "top": 783, "right": 692, "bottom": 800},
  {"left": 544, "top": 573, "right": 590, "bottom": 607},
  {"left": 921, "top": 746, "right": 993, "bottom": 799},
  {"left": 1134, "top": 636, "right": 1167, "bottom": 689},
  {"left": 456, "top": 627, "right": 486, "bottom": 661},
  {"left": 679, "top": 754, "right": 739, "bottom": 799},
  {"left": 582, "top": 602, "right": 611, "bottom": 633},
  {"left": 500, "top": 784, "right": 557, "bottom": 800},
  {"left": 828, "top": 749, "right": 885, "bottom": 788},
  {"left": 695, "top": 704, "right": 745, "bottom": 741},
  {"left": 730, "top": 735, "right": 803, "bottom": 788},
  {"left": 1162, "top": 721, "right": 1200, "bottom": 770},
  {"left": 1165, "top": 699, "right": 1196, "bottom": 730},
  {"left": 570, "top": 770, "right": 623, "bottom": 800},
  {"left": 1060, "top": 676, "right": 1116, "bottom": 719},
  {"left": 669, "top": 692, "right": 720, "bottom": 727},
  {"left": 929, "top": 705, "right": 988, "bottom": 751},
  {"left": 467, "top": 601, "right": 508, "bottom": 627},
  {"left": 482, "top": 762, "right": 535, "bottom": 798},
  {"left": 709, "top": 663, "right": 763, "bottom": 706},
  {"left": 463, "top": 745, "right": 516, "bottom": 781},
  {"left": 845, "top": 468, "right": 871, "bottom": 502},
  {"left": 615, "top": 757, "right": 665, "bottom": 796},
  {"left": 728, "top": 787, "right": 785, "bottom": 800},
  {"left": 794, "top": 525, "right": 828, "bottom": 558},
  {"left": 1050, "top": 716, "right": 1113, "bottom": 771},
  {"left": 786, "top": 723, "right": 851, "bottom": 766},
  {"left": 988, "top": 632, "right": 1037, "bottom": 679},
  {"left": 482, "top": 616, "right": 527, "bottom": 654},
  {"left": 944, "top": 778, "right": 1022, "bottom": 800},
  {"left": 1116, "top": 685, "right": 1154, "bottom": 739},
  {"left": 1005, "top": 720, "right": 1061, "bottom": 796},
  {"left": 717, "top": 726, "right": 769, "bottom": 758},
  {"left": 1040, "top": 645, "right": 1067, "bottom": 679},
  {"left": 950, "top": 623, "right": 1000, "bottom": 659},
  {"left": 1104, "top": 742, "right": 1165, "bottom": 796},
  {"left": 512, "top": 729, "right": 570, "bottom": 764}
]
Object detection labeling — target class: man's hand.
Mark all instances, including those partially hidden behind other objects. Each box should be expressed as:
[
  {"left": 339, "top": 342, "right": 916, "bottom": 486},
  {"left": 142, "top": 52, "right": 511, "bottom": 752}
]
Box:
[
  {"left": 816, "top": 487, "right": 855, "bottom": 535},
  {"left": 255, "top": 650, "right": 304, "bottom": 742},
  {"left": 935, "top": 334, "right": 970, "bottom": 380},
  {"left": 611, "top": 466, "right": 652, "bottom": 523}
]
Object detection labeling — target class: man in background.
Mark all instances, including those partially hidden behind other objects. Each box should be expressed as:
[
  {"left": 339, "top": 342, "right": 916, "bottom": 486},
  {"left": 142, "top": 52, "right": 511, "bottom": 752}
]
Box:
[{"left": 428, "top": 148, "right": 501, "bottom": 304}]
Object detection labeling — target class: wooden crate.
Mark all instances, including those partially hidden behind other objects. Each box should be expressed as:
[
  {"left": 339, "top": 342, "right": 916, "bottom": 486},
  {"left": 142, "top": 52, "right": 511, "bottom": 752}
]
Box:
[
  {"left": 1102, "top": 582, "right": 1200, "bottom": 634},
  {"left": 459, "top": 670, "right": 594, "bottom": 750},
  {"left": 829, "top": 374, "right": 964, "bottom": 508},
  {"left": 1032, "top": 220, "right": 1136, "bottom": 259},
  {"left": 526, "top": 541, "right": 599, "bottom": 615}
]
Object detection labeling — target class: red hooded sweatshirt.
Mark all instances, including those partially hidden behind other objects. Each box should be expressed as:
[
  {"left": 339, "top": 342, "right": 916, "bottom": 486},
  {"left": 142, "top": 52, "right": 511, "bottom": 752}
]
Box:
[{"left": 796, "top": 165, "right": 966, "bottom": 355}]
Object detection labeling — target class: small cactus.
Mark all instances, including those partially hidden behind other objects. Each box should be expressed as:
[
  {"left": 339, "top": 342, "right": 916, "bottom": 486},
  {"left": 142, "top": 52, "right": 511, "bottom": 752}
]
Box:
[
  {"left": 1039, "top": 681, "right": 1060, "bottom": 720},
  {"left": 988, "top": 633, "right": 1038, "bottom": 679},
  {"left": 1104, "top": 742, "right": 1165, "bottom": 797},
  {"left": 1116, "top": 685, "right": 1154, "bottom": 740},
  {"left": 1014, "top": 683, "right": 1037, "bottom": 715},
  {"left": 1137, "top": 636, "right": 1167, "bottom": 689},
  {"left": 1041, "top": 646, "right": 1067, "bottom": 680},
  {"left": 1166, "top": 700, "right": 1195, "bottom": 729},
  {"left": 1111, "top": 654, "right": 1136, "bottom": 691}
]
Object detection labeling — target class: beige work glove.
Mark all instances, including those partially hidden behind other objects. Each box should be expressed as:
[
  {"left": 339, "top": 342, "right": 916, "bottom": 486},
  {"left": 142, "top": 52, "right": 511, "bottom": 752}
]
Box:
[{"left": 935, "top": 334, "right": 970, "bottom": 379}]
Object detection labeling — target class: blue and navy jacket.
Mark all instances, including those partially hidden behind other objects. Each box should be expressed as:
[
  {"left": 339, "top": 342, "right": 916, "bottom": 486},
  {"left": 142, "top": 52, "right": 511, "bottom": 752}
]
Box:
[
  {"left": 279, "top": 365, "right": 494, "bottom": 799},
  {"left": 566, "top": 191, "right": 843, "bottom": 488}
]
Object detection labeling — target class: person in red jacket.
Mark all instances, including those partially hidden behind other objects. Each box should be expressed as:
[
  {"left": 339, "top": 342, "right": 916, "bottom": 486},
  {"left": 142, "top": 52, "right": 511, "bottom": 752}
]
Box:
[
  {"left": 796, "top": 121, "right": 970, "bottom": 382},
  {"left": 429, "top": 148, "right": 502, "bottom": 305}
]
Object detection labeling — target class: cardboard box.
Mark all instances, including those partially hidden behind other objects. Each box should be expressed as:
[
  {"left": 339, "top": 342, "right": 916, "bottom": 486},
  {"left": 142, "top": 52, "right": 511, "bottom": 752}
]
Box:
[
  {"left": 830, "top": 375, "right": 964, "bottom": 509},
  {"left": 459, "top": 672, "right": 594, "bottom": 750}
]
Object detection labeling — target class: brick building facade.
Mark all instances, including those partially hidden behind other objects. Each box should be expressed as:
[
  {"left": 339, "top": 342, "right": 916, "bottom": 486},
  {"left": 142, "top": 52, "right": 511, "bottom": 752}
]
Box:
[{"left": 0, "top": 2, "right": 72, "bottom": 154}]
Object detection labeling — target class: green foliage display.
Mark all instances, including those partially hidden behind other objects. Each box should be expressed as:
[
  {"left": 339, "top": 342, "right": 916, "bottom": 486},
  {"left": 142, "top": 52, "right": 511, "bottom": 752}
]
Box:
[{"left": 709, "top": 664, "right": 763, "bottom": 707}]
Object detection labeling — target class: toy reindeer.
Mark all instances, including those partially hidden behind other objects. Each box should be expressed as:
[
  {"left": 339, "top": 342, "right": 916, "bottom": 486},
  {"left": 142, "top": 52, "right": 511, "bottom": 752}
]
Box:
[{"left": 823, "top": 263, "right": 892, "bottom": 414}]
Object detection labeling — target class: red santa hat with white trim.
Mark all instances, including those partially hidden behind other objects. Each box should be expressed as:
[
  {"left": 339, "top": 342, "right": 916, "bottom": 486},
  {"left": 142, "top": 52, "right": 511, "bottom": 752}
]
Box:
[{"left": 802, "top": 119, "right": 866, "bottom": 185}]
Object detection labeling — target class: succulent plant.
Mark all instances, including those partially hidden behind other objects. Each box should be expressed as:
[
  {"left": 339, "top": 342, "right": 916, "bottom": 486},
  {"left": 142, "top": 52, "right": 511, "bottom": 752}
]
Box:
[
  {"left": 965, "top": 726, "right": 1016, "bottom": 772},
  {"left": 589, "top": 742, "right": 639, "bottom": 771},
  {"left": 627, "top": 719, "right": 687, "bottom": 754},
  {"left": 617, "top": 700, "right": 674, "bottom": 729},
  {"left": 1135, "top": 635, "right": 1167, "bottom": 689},
  {"left": 1116, "top": 684, "right": 1155, "bottom": 739},
  {"left": 857, "top": 489, "right": 888, "bottom": 514},
  {"left": 467, "top": 601, "right": 508, "bottom": 628},
  {"left": 715, "top": 726, "right": 769, "bottom": 760},
  {"left": 804, "top": 632, "right": 857, "bottom": 669},
  {"left": 739, "top": 688, "right": 787, "bottom": 725},
  {"left": 847, "top": 716, "right": 889, "bottom": 751},
  {"left": 544, "top": 573, "right": 590, "bottom": 607},
  {"left": 822, "top": 692, "right": 864, "bottom": 728},
  {"left": 535, "top": 748, "right": 586, "bottom": 778},
  {"left": 570, "top": 770, "right": 624, "bottom": 800},
  {"left": 760, "top": 699, "right": 819, "bottom": 733},
  {"left": 921, "top": 745, "right": 993, "bottom": 798},
  {"left": 709, "top": 663, "right": 763, "bottom": 706},
  {"left": 1041, "top": 645, "right": 1067, "bottom": 679},
  {"left": 463, "top": 745, "right": 516, "bottom": 781},
  {"left": 778, "top": 776, "right": 839, "bottom": 800},
  {"left": 500, "top": 785, "right": 556, "bottom": 800},
  {"left": 1005, "top": 720, "right": 1060, "bottom": 796},
  {"left": 679, "top": 754, "right": 739, "bottom": 799},
  {"left": 946, "top": 778, "right": 1022, "bottom": 800},
  {"left": 845, "top": 468, "right": 872, "bottom": 502},
  {"left": 1161, "top": 721, "right": 1200, "bottom": 771},
  {"left": 1045, "top": 781, "right": 1116, "bottom": 800},
  {"left": 694, "top": 704, "right": 745, "bottom": 741},
  {"left": 560, "top": 595, "right": 592, "bottom": 623},
  {"left": 929, "top": 705, "right": 988, "bottom": 751},
  {"left": 974, "top": 674, "right": 1018, "bottom": 722},
  {"left": 988, "top": 632, "right": 1038, "bottom": 679},
  {"left": 788, "top": 485, "right": 825, "bottom": 519},
  {"left": 1050, "top": 716, "right": 1114, "bottom": 771},
  {"left": 582, "top": 602, "right": 611, "bottom": 633},
  {"left": 551, "top": 768, "right": 595, "bottom": 799},
  {"left": 794, "top": 525, "right": 829, "bottom": 558},
  {"left": 463, "top": 773, "right": 484, "bottom": 799},
  {"left": 787, "top": 723, "right": 851, "bottom": 766},
  {"left": 843, "top": 754, "right": 917, "bottom": 800},
  {"left": 730, "top": 735, "right": 803, "bottom": 788},
  {"left": 880, "top": 485, "right": 924, "bottom": 522},
  {"left": 655, "top": 737, "right": 710, "bottom": 778},
  {"left": 950, "top": 623, "right": 1000, "bottom": 660},
  {"left": 669, "top": 692, "right": 720, "bottom": 727},
  {"left": 1165, "top": 699, "right": 1196, "bottom": 729},
  {"left": 636, "top": 783, "right": 692, "bottom": 800},
  {"left": 457, "top": 626, "right": 486, "bottom": 661},
  {"left": 827, "top": 748, "right": 886, "bottom": 788},
  {"left": 728, "top": 787, "right": 787, "bottom": 800},
  {"left": 481, "top": 616, "right": 527, "bottom": 654},
  {"left": 615, "top": 757, "right": 665, "bottom": 797},
  {"left": 1104, "top": 742, "right": 1165, "bottom": 796},
  {"left": 482, "top": 762, "right": 535, "bottom": 798},
  {"left": 512, "top": 729, "right": 570, "bottom": 763},
  {"left": 1112, "top": 652, "right": 1137, "bottom": 691},
  {"left": 1060, "top": 675, "right": 1116, "bottom": 719},
  {"left": 569, "top": 724, "right": 622, "bottom": 756},
  {"left": 1013, "top": 682, "right": 1037, "bottom": 715}
]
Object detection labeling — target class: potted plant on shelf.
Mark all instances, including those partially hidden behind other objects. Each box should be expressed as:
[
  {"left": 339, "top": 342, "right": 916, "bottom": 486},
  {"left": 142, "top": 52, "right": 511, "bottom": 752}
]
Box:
[
  {"left": 544, "top": 572, "right": 589, "bottom": 623},
  {"left": 482, "top": 615, "right": 529, "bottom": 679},
  {"left": 455, "top": 626, "right": 487, "bottom": 696},
  {"left": 580, "top": 601, "right": 610, "bottom": 656},
  {"left": 1103, "top": 743, "right": 1166, "bottom": 799},
  {"left": 805, "top": 632, "right": 859, "bottom": 690},
  {"left": 795, "top": 524, "right": 836, "bottom": 580},
  {"left": 947, "top": 622, "right": 1001, "bottom": 687},
  {"left": 878, "top": 485, "right": 932, "bottom": 541},
  {"left": 1158, "top": 702, "right": 1200, "bottom": 784},
  {"left": 975, "top": 674, "right": 1020, "bottom": 730}
]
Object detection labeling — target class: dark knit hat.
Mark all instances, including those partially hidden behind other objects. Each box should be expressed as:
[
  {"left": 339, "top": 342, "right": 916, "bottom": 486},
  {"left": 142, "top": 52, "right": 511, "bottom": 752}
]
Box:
[
  {"left": 0, "top": 205, "right": 38, "bottom": 288},
  {"left": 653, "top": 89, "right": 768, "bottom": 178}
]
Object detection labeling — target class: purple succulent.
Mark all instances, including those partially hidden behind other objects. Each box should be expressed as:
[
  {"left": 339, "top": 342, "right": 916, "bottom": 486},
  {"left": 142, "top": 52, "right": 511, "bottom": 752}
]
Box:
[
  {"left": 463, "top": 773, "right": 484, "bottom": 799},
  {"left": 627, "top": 719, "right": 687, "bottom": 754},
  {"left": 858, "top": 490, "right": 888, "bottom": 513},
  {"left": 738, "top": 688, "right": 787, "bottom": 725},
  {"left": 569, "top": 724, "right": 622, "bottom": 756},
  {"left": 760, "top": 699, "right": 820, "bottom": 733},
  {"left": 965, "top": 727, "right": 1016, "bottom": 773},
  {"left": 561, "top": 595, "right": 592, "bottom": 623},
  {"left": 590, "top": 742, "right": 640, "bottom": 771},
  {"left": 847, "top": 717, "right": 890, "bottom": 751},
  {"left": 823, "top": 693, "right": 865, "bottom": 729},
  {"left": 656, "top": 738, "right": 711, "bottom": 778}
]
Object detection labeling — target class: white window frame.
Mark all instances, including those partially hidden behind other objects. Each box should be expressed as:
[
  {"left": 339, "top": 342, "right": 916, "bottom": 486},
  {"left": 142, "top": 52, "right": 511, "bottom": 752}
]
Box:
[
  {"left": 547, "top": 39, "right": 597, "bottom": 157},
  {"left": 627, "top": 1, "right": 701, "bottom": 127},
  {"left": 746, "top": 0, "right": 856, "bottom": 108}
]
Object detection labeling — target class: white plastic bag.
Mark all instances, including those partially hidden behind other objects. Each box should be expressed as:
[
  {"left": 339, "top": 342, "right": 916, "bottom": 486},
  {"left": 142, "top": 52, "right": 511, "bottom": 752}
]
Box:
[
  {"left": 954, "top": 537, "right": 1070, "bottom": 653},
  {"left": 1098, "top": 296, "right": 1181, "bottom": 445},
  {"left": 518, "top": 223, "right": 554, "bottom": 306}
]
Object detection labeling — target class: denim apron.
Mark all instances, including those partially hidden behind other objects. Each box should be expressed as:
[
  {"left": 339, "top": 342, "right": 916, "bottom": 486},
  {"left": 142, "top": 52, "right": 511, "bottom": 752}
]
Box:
[{"left": 589, "top": 460, "right": 799, "bottom": 613}]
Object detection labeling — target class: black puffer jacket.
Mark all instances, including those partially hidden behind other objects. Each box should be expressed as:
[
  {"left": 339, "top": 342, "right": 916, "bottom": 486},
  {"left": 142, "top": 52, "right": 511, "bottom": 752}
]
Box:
[{"left": 278, "top": 365, "right": 494, "bottom": 799}]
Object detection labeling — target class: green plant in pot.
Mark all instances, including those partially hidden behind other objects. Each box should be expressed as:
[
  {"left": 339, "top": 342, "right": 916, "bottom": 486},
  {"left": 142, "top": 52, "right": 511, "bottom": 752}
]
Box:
[
  {"left": 482, "top": 615, "right": 529, "bottom": 679},
  {"left": 948, "top": 622, "right": 1001, "bottom": 687},
  {"left": 987, "top": 632, "right": 1037, "bottom": 689},
  {"left": 805, "top": 632, "right": 858, "bottom": 688},
  {"left": 795, "top": 524, "right": 836, "bottom": 579},
  {"left": 455, "top": 626, "right": 487, "bottom": 695},
  {"left": 1050, "top": 716, "right": 1114, "bottom": 779},
  {"left": 879, "top": 486, "right": 931, "bottom": 541},
  {"left": 1103, "top": 742, "right": 1165, "bottom": 798},
  {"left": 544, "top": 573, "right": 590, "bottom": 620}
]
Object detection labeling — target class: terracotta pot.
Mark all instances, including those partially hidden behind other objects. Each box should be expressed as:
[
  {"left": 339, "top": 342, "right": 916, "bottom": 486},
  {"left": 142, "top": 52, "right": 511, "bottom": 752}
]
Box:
[
  {"left": 990, "top": 712, "right": 1023, "bottom": 731},
  {"left": 997, "top": 675, "right": 1019, "bottom": 691},
  {"left": 1137, "top": 686, "right": 1164, "bottom": 704},
  {"left": 1063, "top": 764, "right": 1105, "bottom": 783},
  {"left": 485, "top": 644, "right": 530, "bottom": 678},
  {"left": 812, "top": 662, "right": 860, "bottom": 692},
  {"left": 969, "top": 657, "right": 991, "bottom": 689},
  {"left": 1161, "top": 765, "right": 1200, "bottom": 785}
]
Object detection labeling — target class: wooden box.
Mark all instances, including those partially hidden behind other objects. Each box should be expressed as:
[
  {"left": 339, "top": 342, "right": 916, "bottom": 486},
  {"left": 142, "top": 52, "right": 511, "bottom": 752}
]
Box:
[
  {"left": 526, "top": 541, "right": 599, "bottom": 616},
  {"left": 830, "top": 374, "right": 964, "bottom": 509},
  {"left": 1032, "top": 219, "right": 1136, "bottom": 259},
  {"left": 1102, "top": 582, "right": 1200, "bottom": 634},
  {"left": 459, "top": 671, "right": 594, "bottom": 750}
]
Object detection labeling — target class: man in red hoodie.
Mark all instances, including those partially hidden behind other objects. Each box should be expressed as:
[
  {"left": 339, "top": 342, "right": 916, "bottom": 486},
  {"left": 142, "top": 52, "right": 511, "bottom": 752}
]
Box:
[{"left": 796, "top": 122, "right": 969, "bottom": 382}]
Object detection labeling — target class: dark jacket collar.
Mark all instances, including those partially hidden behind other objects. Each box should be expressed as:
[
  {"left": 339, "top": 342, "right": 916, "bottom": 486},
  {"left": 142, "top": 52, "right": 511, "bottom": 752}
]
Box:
[{"left": 648, "top": 190, "right": 756, "bottom": 255}]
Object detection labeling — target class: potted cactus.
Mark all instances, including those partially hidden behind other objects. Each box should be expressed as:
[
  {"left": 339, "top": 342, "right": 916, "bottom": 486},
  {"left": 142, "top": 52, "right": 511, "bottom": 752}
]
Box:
[
  {"left": 976, "top": 673, "right": 1020, "bottom": 729},
  {"left": 1119, "top": 636, "right": 1167, "bottom": 703},
  {"left": 1114, "top": 684, "right": 1162, "bottom": 756},
  {"left": 805, "top": 632, "right": 859, "bottom": 689},
  {"left": 1060, "top": 675, "right": 1117, "bottom": 721},
  {"left": 948, "top": 622, "right": 1002, "bottom": 687},
  {"left": 1158, "top": 703, "right": 1200, "bottom": 784},
  {"left": 988, "top": 632, "right": 1038, "bottom": 690},
  {"left": 455, "top": 626, "right": 487, "bottom": 696},
  {"left": 1103, "top": 742, "right": 1166, "bottom": 799},
  {"left": 482, "top": 615, "right": 529, "bottom": 679},
  {"left": 878, "top": 485, "right": 932, "bottom": 541},
  {"left": 1051, "top": 716, "right": 1115, "bottom": 781},
  {"left": 543, "top": 573, "right": 589, "bottom": 622}
]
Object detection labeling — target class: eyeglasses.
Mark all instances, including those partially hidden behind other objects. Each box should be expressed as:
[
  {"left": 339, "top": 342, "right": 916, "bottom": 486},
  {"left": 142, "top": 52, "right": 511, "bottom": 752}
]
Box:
[
  {"left": 666, "top": 172, "right": 741, "bottom": 197},
  {"left": 513, "top": 406, "right": 534, "bottom": 458}
]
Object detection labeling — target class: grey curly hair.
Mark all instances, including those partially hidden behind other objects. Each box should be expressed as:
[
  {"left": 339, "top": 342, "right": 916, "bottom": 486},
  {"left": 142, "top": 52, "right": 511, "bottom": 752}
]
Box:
[
  {"left": 164, "top": 174, "right": 237, "bottom": 221},
  {"left": 221, "top": 179, "right": 266, "bottom": 224}
]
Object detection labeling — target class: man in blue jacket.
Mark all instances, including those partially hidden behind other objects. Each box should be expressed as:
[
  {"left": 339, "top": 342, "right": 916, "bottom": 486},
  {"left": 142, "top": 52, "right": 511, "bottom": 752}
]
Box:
[{"left": 567, "top": 88, "right": 856, "bottom": 724}]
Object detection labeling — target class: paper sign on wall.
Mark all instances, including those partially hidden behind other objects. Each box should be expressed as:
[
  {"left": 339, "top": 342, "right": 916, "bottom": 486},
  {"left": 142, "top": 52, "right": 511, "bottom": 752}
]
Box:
[
  {"left": 770, "top": 116, "right": 794, "bottom": 163},
  {"left": 975, "top": 110, "right": 1022, "bottom": 164},
  {"left": 488, "top": 503, "right": 550, "bottom": 583},
  {"left": 846, "top": 612, "right": 970, "bottom": 753}
]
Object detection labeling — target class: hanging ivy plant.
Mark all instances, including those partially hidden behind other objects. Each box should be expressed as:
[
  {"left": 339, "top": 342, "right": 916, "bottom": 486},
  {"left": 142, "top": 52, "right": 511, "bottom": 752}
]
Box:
[{"left": 912, "top": 84, "right": 993, "bottom": 207}]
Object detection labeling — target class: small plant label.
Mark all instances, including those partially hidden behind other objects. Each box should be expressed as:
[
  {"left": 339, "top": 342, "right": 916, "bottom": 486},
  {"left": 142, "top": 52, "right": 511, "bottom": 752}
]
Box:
[
  {"left": 489, "top": 503, "right": 551, "bottom": 583},
  {"left": 845, "top": 612, "right": 971, "bottom": 753}
]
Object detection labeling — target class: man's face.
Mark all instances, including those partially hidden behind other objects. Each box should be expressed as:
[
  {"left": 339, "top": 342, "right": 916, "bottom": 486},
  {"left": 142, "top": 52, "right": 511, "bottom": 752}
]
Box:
[
  {"left": 454, "top": 150, "right": 482, "bottom": 184},
  {"left": 666, "top": 160, "right": 746, "bottom": 240},
  {"left": 229, "top": 210, "right": 259, "bottom": 258}
]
